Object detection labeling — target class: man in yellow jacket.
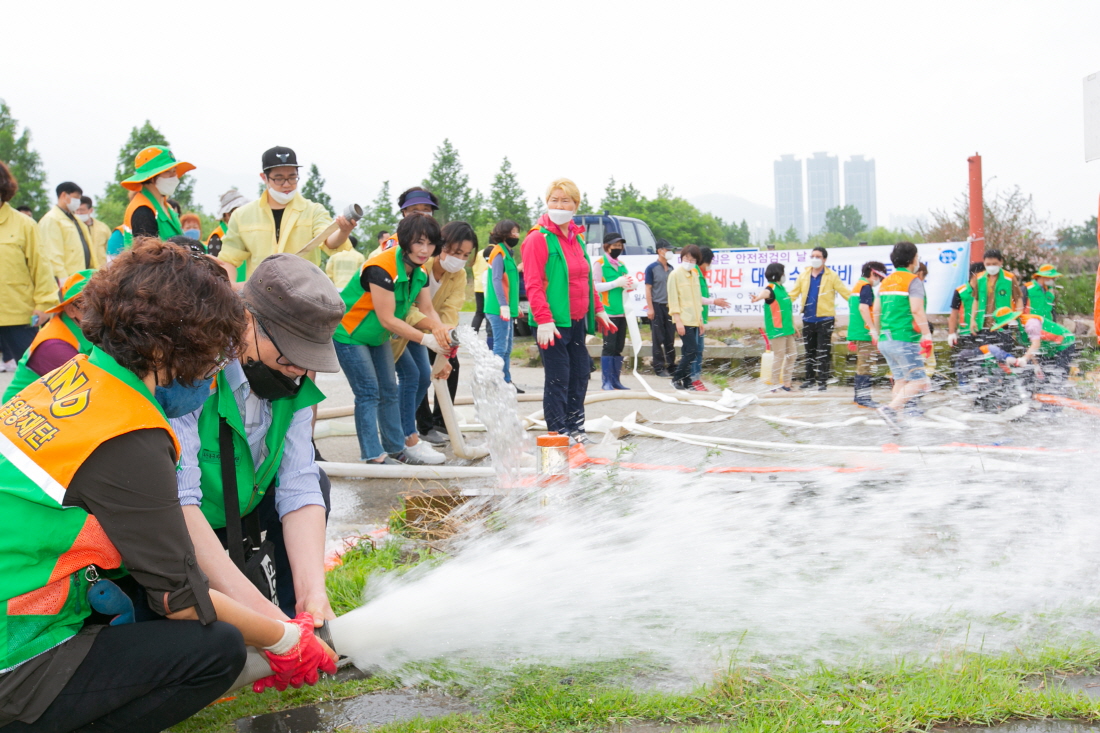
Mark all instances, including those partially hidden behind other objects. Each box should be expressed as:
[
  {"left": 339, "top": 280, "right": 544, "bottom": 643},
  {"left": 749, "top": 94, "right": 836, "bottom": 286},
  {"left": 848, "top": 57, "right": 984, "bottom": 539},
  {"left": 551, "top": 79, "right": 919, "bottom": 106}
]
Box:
[
  {"left": 75, "top": 196, "right": 111, "bottom": 269},
  {"left": 325, "top": 238, "right": 366, "bottom": 289},
  {"left": 217, "top": 146, "right": 354, "bottom": 278},
  {"left": 38, "top": 181, "right": 97, "bottom": 280},
  {"left": 787, "top": 246, "right": 852, "bottom": 390}
]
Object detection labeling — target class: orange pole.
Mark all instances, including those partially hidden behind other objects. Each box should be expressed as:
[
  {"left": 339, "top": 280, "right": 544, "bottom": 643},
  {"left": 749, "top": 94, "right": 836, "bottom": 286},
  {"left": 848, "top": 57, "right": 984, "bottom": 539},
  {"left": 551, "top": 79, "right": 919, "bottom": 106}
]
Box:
[{"left": 968, "top": 154, "right": 984, "bottom": 263}]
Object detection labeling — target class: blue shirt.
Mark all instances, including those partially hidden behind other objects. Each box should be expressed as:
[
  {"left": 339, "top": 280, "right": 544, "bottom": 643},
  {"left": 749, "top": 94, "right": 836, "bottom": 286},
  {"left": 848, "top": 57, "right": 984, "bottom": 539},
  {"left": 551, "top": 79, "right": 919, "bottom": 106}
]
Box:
[{"left": 802, "top": 271, "right": 829, "bottom": 323}]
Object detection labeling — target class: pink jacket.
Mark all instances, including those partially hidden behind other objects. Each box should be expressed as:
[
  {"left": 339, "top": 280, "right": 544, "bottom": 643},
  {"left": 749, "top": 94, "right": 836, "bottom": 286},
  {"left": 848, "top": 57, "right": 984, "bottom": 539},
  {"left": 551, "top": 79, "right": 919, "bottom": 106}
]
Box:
[{"left": 521, "top": 214, "right": 603, "bottom": 325}]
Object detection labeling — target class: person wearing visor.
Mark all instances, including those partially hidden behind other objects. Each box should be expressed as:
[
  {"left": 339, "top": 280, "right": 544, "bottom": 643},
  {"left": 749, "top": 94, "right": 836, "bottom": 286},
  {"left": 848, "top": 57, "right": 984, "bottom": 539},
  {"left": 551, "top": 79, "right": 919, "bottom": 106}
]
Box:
[
  {"left": 119, "top": 146, "right": 195, "bottom": 247},
  {"left": 218, "top": 146, "right": 354, "bottom": 278},
  {"left": 2, "top": 270, "right": 94, "bottom": 402},
  {"left": 39, "top": 181, "right": 97, "bottom": 279},
  {"left": 171, "top": 255, "right": 345, "bottom": 625},
  {"left": 846, "top": 261, "right": 888, "bottom": 407},
  {"left": 376, "top": 187, "right": 439, "bottom": 253},
  {"left": 0, "top": 240, "right": 335, "bottom": 732}
]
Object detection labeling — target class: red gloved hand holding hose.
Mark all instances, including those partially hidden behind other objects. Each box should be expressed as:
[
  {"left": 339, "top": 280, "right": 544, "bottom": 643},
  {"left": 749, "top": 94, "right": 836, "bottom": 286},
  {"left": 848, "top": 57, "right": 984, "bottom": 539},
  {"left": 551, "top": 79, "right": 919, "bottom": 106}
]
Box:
[
  {"left": 919, "top": 336, "right": 933, "bottom": 359},
  {"left": 254, "top": 613, "right": 337, "bottom": 692}
]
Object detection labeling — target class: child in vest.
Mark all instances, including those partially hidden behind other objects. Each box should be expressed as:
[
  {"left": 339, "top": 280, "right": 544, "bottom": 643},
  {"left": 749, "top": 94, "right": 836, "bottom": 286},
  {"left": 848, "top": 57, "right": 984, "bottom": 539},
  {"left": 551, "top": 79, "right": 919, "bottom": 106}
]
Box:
[
  {"left": 847, "top": 261, "right": 887, "bottom": 407},
  {"left": 751, "top": 262, "right": 797, "bottom": 390},
  {"left": 594, "top": 233, "right": 634, "bottom": 390}
]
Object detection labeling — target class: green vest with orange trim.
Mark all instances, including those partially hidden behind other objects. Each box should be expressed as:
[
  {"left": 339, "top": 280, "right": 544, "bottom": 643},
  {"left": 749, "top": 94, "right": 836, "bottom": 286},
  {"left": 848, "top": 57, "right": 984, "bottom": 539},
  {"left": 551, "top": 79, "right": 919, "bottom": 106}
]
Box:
[
  {"left": 954, "top": 283, "right": 976, "bottom": 337},
  {"left": 484, "top": 244, "right": 520, "bottom": 317},
  {"left": 334, "top": 246, "right": 428, "bottom": 347},
  {"left": 879, "top": 268, "right": 922, "bottom": 343},
  {"left": 0, "top": 348, "right": 179, "bottom": 671},
  {"left": 1025, "top": 280, "right": 1055, "bottom": 320},
  {"left": 763, "top": 282, "right": 795, "bottom": 339},
  {"left": 1017, "top": 313, "right": 1075, "bottom": 356},
  {"left": 974, "top": 270, "right": 1015, "bottom": 329},
  {"left": 597, "top": 256, "right": 629, "bottom": 317},
  {"left": 121, "top": 190, "right": 183, "bottom": 249},
  {"left": 3, "top": 315, "right": 93, "bottom": 403},
  {"left": 847, "top": 278, "right": 874, "bottom": 342},
  {"left": 527, "top": 227, "right": 596, "bottom": 333}
]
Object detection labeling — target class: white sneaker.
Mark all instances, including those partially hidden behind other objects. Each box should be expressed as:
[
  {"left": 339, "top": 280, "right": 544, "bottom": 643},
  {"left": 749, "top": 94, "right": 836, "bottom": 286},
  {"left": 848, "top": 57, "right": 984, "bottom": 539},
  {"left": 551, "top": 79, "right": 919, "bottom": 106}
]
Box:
[
  {"left": 0, "top": 360, "right": 15, "bottom": 372},
  {"left": 403, "top": 440, "right": 445, "bottom": 465}
]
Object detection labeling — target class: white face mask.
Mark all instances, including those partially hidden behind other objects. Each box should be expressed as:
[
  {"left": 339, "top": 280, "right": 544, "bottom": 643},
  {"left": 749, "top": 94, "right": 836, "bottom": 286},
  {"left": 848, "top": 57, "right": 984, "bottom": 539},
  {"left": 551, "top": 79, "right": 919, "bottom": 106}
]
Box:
[
  {"left": 267, "top": 187, "right": 295, "bottom": 205},
  {"left": 156, "top": 175, "right": 180, "bottom": 197},
  {"left": 66, "top": 196, "right": 82, "bottom": 212},
  {"left": 985, "top": 264, "right": 1001, "bottom": 276},
  {"left": 440, "top": 252, "right": 467, "bottom": 273},
  {"left": 546, "top": 208, "right": 574, "bottom": 226},
  {"left": 681, "top": 261, "right": 696, "bottom": 271},
  {"left": 809, "top": 257, "right": 824, "bottom": 268},
  {"left": 77, "top": 213, "right": 91, "bottom": 224}
]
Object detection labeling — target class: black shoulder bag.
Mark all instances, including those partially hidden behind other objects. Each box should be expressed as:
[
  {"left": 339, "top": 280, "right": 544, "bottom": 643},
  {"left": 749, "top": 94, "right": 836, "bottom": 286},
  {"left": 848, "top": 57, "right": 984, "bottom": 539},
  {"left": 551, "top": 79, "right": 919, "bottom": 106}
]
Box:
[{"left": 219, "top": 417, "right": 279, "bottom": 604}]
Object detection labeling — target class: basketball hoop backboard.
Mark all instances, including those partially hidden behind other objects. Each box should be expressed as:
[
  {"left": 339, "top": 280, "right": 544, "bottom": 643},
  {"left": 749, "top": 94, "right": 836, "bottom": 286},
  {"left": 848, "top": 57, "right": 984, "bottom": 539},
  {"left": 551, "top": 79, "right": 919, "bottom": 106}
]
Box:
[{"left": 1084, "top": 72, "right": 1100, "bottom": 161}]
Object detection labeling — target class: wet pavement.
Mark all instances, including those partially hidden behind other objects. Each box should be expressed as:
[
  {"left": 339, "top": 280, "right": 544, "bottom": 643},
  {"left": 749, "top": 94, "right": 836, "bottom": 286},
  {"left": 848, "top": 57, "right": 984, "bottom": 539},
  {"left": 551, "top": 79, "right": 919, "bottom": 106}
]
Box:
[{"left": 233, "top": 688, "right": 476, "bottom": 732}]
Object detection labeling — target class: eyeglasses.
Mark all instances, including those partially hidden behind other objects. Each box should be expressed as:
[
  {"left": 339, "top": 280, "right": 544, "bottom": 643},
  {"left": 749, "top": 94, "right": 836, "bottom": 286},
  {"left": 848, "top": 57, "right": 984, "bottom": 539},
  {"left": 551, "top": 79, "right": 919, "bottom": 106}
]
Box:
[
  {"left": 267, "top": 175, "right": 299, "bottom": 185},
  {"left": 256, "top": 318, "right": 301, "bottom": 371},
  {"left": 202, "top": 353, "right": 230, "bottom": 380}
]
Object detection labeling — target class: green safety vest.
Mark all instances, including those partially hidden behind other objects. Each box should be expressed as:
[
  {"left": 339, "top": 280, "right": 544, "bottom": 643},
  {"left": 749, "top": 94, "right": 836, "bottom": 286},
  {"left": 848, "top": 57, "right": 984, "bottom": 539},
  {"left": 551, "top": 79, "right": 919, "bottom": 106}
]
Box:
[
  {"left": 527, "top": 227, "right": 596, "bottom": 333},
  {"left": 847, "top": 278, "right": 873, "bottom": 342},
  {"left": 333, "top": 247, "right": 427, "bottom": 347},
  {"left": 763, "top": 282, "right": 795, "bottom": 339},
  {"left": 597, "top": 256, "right": 629, "bottom": 317},
  {"left": 483, "top": 244, "right": 520, "bottom": 317},
  {"left": 974, "top": 270, "right": 1015, "bottom": 328},
  {"left": 698, "top": 267, "right": 710, "bottom": 325},
  {"left": 1025, "top": 281, "right": 1055, "bottom": 320},
  {"left": 954, "top": 283, "right": 976, "bottom": 337},
  {"left": 122, "top": 190, "right": 182, "bottom": 249},
  {"left": 0, "top": 348, "right": 176, "bottom": 671},
  {"left": 3, "top": 315, "right": 93, "bottom": 403},
  {"left": 194, "top": 368, "right": 324, "bottom": 529},
  {"left": 1017, "top": 314, "right": 1075, "bottom": 356},
  {"left": 879, "top": 268, "right": 922, "bottom": 343}
]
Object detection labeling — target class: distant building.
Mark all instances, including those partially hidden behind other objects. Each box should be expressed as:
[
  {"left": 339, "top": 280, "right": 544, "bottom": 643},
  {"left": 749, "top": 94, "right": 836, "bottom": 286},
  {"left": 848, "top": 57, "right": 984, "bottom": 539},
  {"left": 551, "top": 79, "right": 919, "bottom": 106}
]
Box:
[
  {"left": 773, "top": 155, "right": 804, "bottom": 239},
  {"left": 806, "top": 152, "right": 840, "bottom": 236},
  {"left": 844, "top": 155, "right": 877, "bottom": 230}
]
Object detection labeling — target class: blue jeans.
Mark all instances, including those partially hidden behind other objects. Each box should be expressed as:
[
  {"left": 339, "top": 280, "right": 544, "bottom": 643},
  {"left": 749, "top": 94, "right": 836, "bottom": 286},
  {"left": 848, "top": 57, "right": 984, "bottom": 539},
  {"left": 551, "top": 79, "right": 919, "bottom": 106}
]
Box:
[
  {"left": 878, "top": 339, "right": 927, "bottom": 381},
  {"left": 690, "top": 328, "right": 705, "bottom": 380},
  {"left": 540, "top": 319, "right": 591, "bottom": 435},
  {"left": 396, "top": 340, "right": 432, "bottom": 439},
  {"left": 485, "top": 313, "right": 514, "bottom": 383},
  {"left": 673, "top": 326, "right": 700, "bottom": 389},
  {"left": 334, "top": 340, "right": 404, "bottom": 460}
]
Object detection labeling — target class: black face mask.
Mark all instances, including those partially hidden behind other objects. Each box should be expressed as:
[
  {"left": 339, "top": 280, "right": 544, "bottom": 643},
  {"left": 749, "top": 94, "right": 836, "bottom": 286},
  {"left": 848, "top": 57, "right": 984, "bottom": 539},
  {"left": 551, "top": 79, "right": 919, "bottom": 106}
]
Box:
[
  {"left": 241, "top": 358, "right": 302, "bottom": 401},
  {"left": 609, "top": 248, "right": 624, "bottom": 259},
  {"left": 505, "top": 237, "right": 519, "bottom": 248}
]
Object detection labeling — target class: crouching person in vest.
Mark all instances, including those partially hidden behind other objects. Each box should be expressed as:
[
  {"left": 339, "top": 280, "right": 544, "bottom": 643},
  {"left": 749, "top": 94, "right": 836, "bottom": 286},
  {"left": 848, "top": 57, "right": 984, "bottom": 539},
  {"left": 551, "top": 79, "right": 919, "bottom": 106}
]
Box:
[
  {"left": 0, "top": 240, "right": 334, "bottom": 733},
  {"left": 987, "top": 306, "right": 1076, "bottom": 390},
  {"left": 172, "top": 254, "right": 345, "bottom": 633},
  {"left": 2, "top": 270, "right": 95, "bottom": 403}
]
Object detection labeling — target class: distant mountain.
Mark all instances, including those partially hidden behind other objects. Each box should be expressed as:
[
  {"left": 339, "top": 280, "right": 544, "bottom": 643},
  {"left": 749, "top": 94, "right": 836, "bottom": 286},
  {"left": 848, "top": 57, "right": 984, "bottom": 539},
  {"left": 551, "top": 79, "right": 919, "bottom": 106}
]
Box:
[{"left": 689, "top": 193, "right": 775, "bottom": 228}]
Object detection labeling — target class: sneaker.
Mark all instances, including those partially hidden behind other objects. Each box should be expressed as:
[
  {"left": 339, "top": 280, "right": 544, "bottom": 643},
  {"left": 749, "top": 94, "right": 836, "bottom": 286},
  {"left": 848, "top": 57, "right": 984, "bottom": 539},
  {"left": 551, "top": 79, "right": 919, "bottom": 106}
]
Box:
[
  {"left": 691, "top": 380, "right": 709, "bottom": 392},
  {"left": 0, "top": 360, "right": 14, "bottom": 372},
  {"left": 366, "top": 454, "right": 403, "bottom": 465},
  {"left": 402, "top": 440, "right": 446, "bottom": 465},
  {"left": 655, "top": 370, "right": 673, "bottom": 378},
  {"left": 569, "top": 432, "right": 592, "bottom": 445},
  {"left": 798, "top": 381, "right": 816, "bottom": 390},
  {"left": 419, "top": 428, "right": 449, "bottom": 445},
  {"left": 877, "top": 405, "right": 903, "bottom": 434},
  {"left": 817, "top": 383, "right": 827, "bottom": 392}
]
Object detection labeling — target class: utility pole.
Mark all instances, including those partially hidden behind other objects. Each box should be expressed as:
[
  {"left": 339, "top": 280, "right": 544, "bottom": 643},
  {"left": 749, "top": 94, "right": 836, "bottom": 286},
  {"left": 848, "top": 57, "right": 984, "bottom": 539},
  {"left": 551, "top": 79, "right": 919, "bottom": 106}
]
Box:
[{"left": 967, "top": 154, "right": 984, "bottom": 263}]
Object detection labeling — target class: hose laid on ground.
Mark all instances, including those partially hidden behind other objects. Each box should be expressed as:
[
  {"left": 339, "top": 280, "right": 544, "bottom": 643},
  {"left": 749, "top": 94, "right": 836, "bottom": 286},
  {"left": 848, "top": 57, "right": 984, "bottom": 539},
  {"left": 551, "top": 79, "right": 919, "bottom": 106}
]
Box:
[
  {"left": 432, "top": 378, "right": 491, "bottom": 459},
  {"left": 318, "top": 461, "right": 500, "bottom": 479}
]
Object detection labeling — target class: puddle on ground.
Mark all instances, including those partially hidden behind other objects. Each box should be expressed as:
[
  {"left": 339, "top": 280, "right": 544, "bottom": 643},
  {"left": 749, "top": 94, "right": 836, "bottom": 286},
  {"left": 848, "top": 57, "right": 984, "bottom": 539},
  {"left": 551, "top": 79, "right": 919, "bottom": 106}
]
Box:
[
  {"left": 234, "top": 689, "right": 475, "bottom": 733},
  {"left": 943, "top": 723, "right": 1094, "bottom": 733}
]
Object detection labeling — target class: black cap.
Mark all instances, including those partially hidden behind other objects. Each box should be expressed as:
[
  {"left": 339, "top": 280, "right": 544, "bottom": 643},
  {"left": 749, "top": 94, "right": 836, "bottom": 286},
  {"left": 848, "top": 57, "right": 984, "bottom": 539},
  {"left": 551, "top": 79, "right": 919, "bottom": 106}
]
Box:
[
  {"left": 604, "top": 232, "right": 625, "bottom": 246},
  {"left": 262, "top": 146, "right": 299, "bottom": 172},
  {"left": 656, "top": 238, "right": 677, "bottom": 253}
]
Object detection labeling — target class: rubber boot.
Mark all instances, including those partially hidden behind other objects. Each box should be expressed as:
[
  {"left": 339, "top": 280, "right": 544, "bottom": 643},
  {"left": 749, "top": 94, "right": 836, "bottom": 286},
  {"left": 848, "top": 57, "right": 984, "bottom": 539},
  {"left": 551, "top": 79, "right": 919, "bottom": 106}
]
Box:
[
  {"left": 853, "top": 374, "right": 878, "bottom": 408},
  {"left": 611, "top": 355, "right": 630, "bottom": 390},
  {"left": 601, "top": 356, "right": 616, "bottom": 391}
]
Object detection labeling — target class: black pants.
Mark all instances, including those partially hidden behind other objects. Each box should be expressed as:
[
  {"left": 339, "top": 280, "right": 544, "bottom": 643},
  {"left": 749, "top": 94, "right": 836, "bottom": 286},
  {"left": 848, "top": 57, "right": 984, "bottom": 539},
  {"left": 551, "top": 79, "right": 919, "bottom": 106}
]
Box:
[
  {"left": 416, "top": 353, "right": 459, "bottom": 434},
  {"left": 216, "top": 469, "right": 332, "bottom": 619},
  {"left": 471, "top": 292, "right": 487, "bottom": 334},
  {"left": 540, "top": 319, "right": 591, "bottom": 435},
  {"left": 650, "top": 302, "right": 676, "bottom": 374},
  {"left": 672, "top": 326, "right": 700, "bottom": 389},
  {"left": 601, "top": 316, "right": 627, "bottom": 356},
  {"left": 0, "top": 325, "right": 36, "bottom": 363},
  {"left": 802, "top": 319, "right": 834, "bottom": 385},
  {"left": 3, "top": 620, "right": 245, "bottom": 733}
]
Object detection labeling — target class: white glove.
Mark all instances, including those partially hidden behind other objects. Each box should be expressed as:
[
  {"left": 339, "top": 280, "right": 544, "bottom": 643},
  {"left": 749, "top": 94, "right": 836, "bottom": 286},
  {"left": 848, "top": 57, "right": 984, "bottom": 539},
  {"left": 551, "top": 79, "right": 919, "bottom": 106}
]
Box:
[
  {"left": 947, "top": 333, "right": 958, "bottom": 347},
  {"left": 536, "top": 322, "right": 561, "bottom": 348},
  {"left": 624, "top": 276, "right": 637, "bottom": 291},
  {"left": 610, "top": 276, "right": 628, "bottom": 289},
  {"left": 420, "top": 333, "right": 447, "bottom": 355},
  {"left": 499, "top": 306, "right": 512, "bottom": 321}
]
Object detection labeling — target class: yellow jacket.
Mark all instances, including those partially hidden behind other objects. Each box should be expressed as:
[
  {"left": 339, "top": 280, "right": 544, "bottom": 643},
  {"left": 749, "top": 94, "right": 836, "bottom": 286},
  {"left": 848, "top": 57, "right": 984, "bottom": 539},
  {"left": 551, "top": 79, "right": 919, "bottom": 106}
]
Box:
[
  {"left": 325, "top": 249, "right": 366, "bottom": 290},
  {"left": 786, "top": 266, "right": 852, "bottom": 319},
  {"left": 667, "top": 265, "right": 703, "bottom": 328},
  {"left": 85, "top": 217, "right": 111, "bottom": 269},
  {"left": 471, "top": 247, "right": 489, "bottom": 294},
  {"left": 393, "top": 256, "right": 468, "bottom": 360},
  {"left": 38, "top": 205, "right": 97, "bottom": 278},
  {"left": 217, "top": 191, "right": 350, "bottom": 277},
  {"left": 0, "top": 203, "right": 60, "bottom": 326}
]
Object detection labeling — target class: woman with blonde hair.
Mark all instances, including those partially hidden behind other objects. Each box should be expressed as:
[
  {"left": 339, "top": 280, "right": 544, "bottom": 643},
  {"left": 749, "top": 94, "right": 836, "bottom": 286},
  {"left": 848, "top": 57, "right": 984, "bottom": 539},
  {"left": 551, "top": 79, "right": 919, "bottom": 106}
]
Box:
[{"left": 521, "top": 178, "right": 617, "bottom": 443}]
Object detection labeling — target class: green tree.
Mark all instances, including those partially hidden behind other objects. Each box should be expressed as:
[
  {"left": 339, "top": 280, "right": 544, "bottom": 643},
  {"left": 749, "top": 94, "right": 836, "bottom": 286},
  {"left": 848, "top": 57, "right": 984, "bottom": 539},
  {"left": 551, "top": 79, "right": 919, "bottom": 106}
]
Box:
[
  {"left": 602, "top": 182, "right": 724, "bottom": 247},
  {"left": 97, "top": 121, "right": 199, "bottom": 229},
  {"left": 782, "top": 225, "right": 800, "bottom": 243},
  {"left": 487, "top": 156, "right": 530, "bottom": 228},
  {"left": 0, "top": 101, "right": 49, "bottom": 218},
  {"left": 824, "top": 205, "right": 865, "bottom": 240},
  {"left": 422, "top": 139, "right": 475, "bottom": 223},
  {"left": 577, "top": 192, "right": 594, "bottom": 216},
  {"left": 766, "top": 228, "right": 779, "bottom": 245},
  {"left": 719, "top": 217, "right": 751, "bottom": 247},
  {"left": 357, "top": 181, "right": 398, "bottom": 253},
  {"left": 301, "top": 163, "right": 333, "bottom": 215},
  {"left": 1055, "top": 216, "right": 1097, "bottom": 249}
]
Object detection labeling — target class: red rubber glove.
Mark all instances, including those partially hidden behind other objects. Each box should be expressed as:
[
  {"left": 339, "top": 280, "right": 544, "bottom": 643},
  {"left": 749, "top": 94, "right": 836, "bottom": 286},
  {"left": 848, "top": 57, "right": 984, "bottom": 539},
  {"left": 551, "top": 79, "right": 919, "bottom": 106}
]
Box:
[
  {"left": 253, "top": 613, "right": 337, "bottom": 693},
  {"left": 847, "top": 341, "right": 858, "bottom": 353},
  {"left": 919, "top": 336, "right": 933, "bottom": 359},
  {"left": 596, "top": 313, "right": 618, "bottom": 335}
]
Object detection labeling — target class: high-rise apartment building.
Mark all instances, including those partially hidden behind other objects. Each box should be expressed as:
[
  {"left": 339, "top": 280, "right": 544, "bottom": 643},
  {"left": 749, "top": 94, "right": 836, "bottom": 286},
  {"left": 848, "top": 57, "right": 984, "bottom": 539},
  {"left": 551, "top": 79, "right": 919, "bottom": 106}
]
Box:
[
  {"left": 805, "top": 152, "right": 839, "bottom": 236},
  {"left": 844, "top": 155, "right": 877, "bottom": 230},
  {"left": 773, "top": 155, "right": 804, "bottom": 239}
]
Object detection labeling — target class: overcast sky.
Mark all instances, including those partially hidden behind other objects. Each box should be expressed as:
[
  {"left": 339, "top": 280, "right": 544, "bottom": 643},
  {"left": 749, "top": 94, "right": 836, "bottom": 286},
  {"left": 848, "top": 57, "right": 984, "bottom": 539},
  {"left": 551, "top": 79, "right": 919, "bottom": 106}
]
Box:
[{"left": 6, "top": 0, "right": 1100, "bottom": 232}]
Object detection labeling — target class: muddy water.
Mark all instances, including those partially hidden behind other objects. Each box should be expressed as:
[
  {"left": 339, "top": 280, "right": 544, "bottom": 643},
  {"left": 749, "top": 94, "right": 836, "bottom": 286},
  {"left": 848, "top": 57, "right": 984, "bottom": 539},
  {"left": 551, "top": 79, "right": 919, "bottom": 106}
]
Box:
[{"left": 234, "top": 689, "right": 475, "bottom": 732}]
